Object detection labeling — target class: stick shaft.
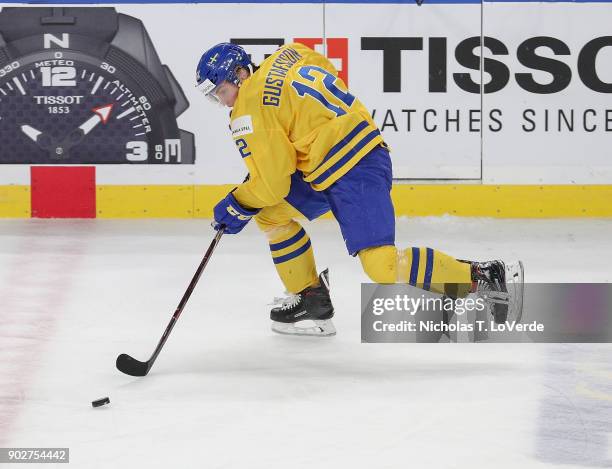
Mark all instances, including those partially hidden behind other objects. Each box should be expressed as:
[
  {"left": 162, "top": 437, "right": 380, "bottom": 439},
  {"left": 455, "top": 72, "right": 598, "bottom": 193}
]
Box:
[{"left": 146, "top": 229, "right": 224, "bottom": 369}]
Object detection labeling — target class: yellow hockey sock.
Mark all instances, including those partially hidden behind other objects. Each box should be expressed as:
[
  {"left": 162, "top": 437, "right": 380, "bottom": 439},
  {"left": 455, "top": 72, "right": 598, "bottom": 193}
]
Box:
[
  {"left": 358, "top": 245, "right": 472, "bottom": 296},
  {"left": 267, "top": 221, "right": 318, "bottom": 294}
]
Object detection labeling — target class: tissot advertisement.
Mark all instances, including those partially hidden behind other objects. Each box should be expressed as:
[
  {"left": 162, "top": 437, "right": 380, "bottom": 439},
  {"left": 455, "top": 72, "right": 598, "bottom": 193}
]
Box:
[{"left": 0, "top": 7, "right": 194, "bottom": 164}]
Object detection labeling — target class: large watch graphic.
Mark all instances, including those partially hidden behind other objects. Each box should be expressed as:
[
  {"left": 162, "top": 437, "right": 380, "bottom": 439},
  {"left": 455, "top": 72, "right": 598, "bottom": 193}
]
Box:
[{"left": 0, "top": 7, "right": 195, "bottom": 164}]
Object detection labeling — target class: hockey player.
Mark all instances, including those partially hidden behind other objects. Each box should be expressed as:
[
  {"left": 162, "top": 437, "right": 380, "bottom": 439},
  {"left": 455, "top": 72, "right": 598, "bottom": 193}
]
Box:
[{"left": 196, "top": 42, "right": 523, "bottom": 337}]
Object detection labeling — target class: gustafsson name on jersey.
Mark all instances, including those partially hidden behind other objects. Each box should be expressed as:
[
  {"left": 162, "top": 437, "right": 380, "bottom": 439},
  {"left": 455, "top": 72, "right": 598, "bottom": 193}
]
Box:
[{"left": 262, "top": 47, "right": 303, "bottom": 107}]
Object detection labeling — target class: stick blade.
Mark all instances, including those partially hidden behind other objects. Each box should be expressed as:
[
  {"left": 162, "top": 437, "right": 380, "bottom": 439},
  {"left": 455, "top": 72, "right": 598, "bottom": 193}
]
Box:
[{"left": 116, "top": 353, "right": 150, "bottom": 377}]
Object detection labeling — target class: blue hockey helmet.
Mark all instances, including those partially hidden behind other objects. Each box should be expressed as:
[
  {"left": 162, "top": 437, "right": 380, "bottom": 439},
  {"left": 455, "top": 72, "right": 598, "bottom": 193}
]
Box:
[{"left": 196, "top": 43, "right": 253, "bottom": 102}]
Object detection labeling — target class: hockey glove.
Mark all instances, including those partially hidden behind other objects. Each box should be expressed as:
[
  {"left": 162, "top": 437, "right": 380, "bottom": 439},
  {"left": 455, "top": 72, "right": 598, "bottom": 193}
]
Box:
[{"left": 212, "top": 192, "right": 260, "bottom": 234}]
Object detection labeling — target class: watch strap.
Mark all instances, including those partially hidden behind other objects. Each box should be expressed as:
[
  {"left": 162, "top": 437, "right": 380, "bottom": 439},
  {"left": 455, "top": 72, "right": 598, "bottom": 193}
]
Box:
[{"left": 0, "top": 7, "right": 118, "bottom": 43}]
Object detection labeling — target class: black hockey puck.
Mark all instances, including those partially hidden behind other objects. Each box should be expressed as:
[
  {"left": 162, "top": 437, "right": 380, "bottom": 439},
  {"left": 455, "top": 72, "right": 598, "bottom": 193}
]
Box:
[{"left": 91, "top": 397, "right": 110, "bottom": 408}]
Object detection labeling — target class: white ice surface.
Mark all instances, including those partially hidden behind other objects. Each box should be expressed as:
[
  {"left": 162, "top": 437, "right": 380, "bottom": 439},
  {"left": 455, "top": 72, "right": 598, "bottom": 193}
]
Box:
[{"left": 1, "top": 217, "right": 611, "bottom": 469}]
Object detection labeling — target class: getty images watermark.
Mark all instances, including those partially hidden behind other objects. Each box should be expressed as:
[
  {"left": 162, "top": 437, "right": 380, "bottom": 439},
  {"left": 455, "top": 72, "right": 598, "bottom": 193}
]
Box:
[
  {"left": 361, "top": 284, "right": 612, "bottom": 343},
  {"left": 370, "top": 293, "right": 542, "bottom": 334}
]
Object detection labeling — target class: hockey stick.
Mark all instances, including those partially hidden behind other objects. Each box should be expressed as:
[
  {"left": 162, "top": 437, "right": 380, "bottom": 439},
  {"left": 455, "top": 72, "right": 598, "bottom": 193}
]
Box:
[{"left": 116, "top": 228, "right": 225, "bottom": 377}]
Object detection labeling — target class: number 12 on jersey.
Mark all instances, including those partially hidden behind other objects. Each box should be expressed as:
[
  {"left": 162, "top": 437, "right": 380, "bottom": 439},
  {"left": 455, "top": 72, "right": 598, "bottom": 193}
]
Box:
[{"left": 291, "top": 65, "right": 355, "bottom": 117}]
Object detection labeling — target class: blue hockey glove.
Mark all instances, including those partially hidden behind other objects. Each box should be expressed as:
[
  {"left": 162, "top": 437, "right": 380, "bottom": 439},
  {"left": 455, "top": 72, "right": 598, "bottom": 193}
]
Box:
[{"left": 212, "top": 192, "right": 260, "bottom": 234}]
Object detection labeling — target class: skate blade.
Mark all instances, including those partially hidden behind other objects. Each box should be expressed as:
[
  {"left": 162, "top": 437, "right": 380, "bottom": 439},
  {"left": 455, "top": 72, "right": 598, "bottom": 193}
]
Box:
[
  {"left": 271, "top": 319, "right": 336, "bottom": 337},
  {"left": 505, "top": 260, "right": 525, "bottom": 323}
]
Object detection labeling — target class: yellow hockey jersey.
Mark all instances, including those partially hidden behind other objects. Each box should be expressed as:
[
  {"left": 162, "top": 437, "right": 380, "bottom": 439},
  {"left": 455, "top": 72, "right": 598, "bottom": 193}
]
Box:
[{"left": 230, "top": 42, "right": 385, "bottom": 209}]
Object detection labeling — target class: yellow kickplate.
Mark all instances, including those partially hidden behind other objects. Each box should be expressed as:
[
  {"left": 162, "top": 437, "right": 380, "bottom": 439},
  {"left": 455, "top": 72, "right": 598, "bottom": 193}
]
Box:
[
  {"left": 2, "top": 184, "right": 611, "bottom": 219},
  {"left": 0, "top": 186, "right": 30, "bottom": 218}
]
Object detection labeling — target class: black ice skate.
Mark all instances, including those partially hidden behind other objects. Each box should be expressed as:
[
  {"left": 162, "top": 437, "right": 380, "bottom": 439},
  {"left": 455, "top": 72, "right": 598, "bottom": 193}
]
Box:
[
  {"left": 269, "top": 269, "right": 336, "bottom": 337},
  {"left": 467, "top": 260, "right": 525, "bottom": 324}
]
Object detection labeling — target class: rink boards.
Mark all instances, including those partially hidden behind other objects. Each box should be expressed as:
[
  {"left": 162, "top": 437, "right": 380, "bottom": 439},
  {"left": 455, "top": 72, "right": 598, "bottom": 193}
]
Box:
[
  {"left": 2, "top": 182, "right": 612, "bottom": 218},
  {"left": 0, "top": 0, "right": 611, "bottom": 217}
]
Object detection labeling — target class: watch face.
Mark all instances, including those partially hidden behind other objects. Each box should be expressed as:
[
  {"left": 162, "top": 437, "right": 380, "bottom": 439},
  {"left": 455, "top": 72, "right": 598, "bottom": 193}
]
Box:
[{"left": 0, "top": 49, "right": 193, "bottom": 164}]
